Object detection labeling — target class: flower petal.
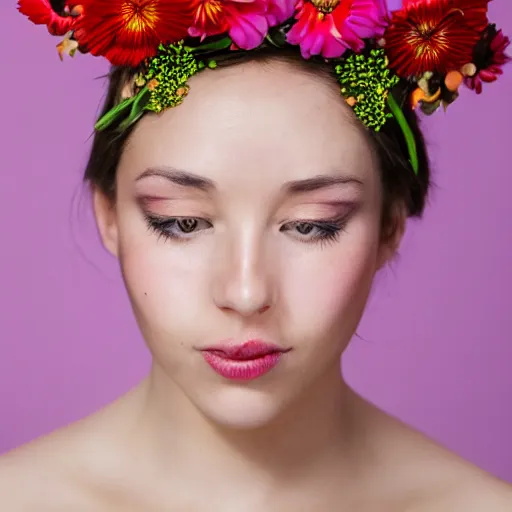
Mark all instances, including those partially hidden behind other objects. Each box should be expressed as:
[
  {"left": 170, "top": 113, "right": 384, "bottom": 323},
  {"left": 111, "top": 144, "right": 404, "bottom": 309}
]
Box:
[
  {"left": 18, "top": 0, "right": 74, "bottom": 36},
  {"left": 464, "top": 25, "right": 511, "bottom": 94},
  {"left": 287, "top": 0, "right": 388, "bottom": 59},
  {"left": 76, "top": 0, "right": 197, "bottom": 67},
  {"left": 228, "top": 10, "right": 268, "bottom": 48},
  {"left": 189, "top": 0, "right": 278, "bottom": 47}
]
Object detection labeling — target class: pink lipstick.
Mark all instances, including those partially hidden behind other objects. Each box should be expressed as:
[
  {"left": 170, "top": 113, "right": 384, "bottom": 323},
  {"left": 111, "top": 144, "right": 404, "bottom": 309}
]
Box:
[{"left": 201, "top": 340, "right": 289, "bottom": 381}]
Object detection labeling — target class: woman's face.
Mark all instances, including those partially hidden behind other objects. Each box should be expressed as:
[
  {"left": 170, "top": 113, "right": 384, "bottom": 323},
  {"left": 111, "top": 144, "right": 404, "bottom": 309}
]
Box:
[{"left": 95, "top": 59, "right": 403, "bottom": 428}]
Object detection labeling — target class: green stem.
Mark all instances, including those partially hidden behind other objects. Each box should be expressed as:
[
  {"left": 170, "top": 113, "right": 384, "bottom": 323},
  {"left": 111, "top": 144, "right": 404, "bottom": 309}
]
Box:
[{"left": 387, "top": 92, "right": 419, "bottom": 175}]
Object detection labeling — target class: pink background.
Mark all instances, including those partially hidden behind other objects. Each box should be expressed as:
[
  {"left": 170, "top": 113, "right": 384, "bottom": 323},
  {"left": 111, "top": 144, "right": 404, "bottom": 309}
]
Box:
[{"left": 1, "top": 1, "right": 511, "bottom": 481}]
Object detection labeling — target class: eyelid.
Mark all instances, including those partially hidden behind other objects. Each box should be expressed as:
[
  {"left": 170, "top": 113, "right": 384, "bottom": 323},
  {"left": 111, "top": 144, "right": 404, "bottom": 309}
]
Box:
[{"left": 142, "top": 201, "right": 358, "bottom": 228}]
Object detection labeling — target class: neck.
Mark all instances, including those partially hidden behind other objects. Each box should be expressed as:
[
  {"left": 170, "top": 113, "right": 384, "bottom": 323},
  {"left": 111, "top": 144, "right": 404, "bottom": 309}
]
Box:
[{"left": 124, "top": 360, "right": 367, "bottom": 493}]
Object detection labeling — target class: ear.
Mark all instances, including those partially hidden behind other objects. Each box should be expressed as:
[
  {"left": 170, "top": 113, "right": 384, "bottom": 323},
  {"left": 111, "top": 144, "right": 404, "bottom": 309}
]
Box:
[
  {"left": 92, "top": 186, "right": 119, "bottom": 258},
  {"left": 376, "top": 201, "right": 407, "bottom": 270}
]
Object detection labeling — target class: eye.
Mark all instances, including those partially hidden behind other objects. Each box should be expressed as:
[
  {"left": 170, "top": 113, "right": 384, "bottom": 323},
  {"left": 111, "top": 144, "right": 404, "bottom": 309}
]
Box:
[
  {"left": 295, "top": 223, "right": 315, "bottom": 235},
  {"left": 144, "top": 213, "right": 351, "bottom": 247},
  {"left": 144, "top": 214, "right": 212, "bottom": 241},
  {"left": 176, "top": 218, "right": 200, "bottom": 233},
  {"left": 280, "top": 216, "right": 349, "bottom": 247}
]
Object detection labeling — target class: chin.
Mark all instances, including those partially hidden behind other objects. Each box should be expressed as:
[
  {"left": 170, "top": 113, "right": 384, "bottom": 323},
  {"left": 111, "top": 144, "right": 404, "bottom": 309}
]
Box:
[{"left": 192, "top": 385, "right": 289, "bottom": 430}]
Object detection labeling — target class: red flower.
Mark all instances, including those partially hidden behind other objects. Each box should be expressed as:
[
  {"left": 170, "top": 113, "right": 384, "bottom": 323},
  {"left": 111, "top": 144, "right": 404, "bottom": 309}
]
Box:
[
  {"left": 74, "top": 0, "right": 198, "bottom": 67},
  {"left": 18, "top": 0, "right": 76, "bottom": 36},
  {"left": 384, "top": 0, "right": 491, "bottom": 78},
  {"left": 464, "top": 25, "right": 511, "bottom": 94}
]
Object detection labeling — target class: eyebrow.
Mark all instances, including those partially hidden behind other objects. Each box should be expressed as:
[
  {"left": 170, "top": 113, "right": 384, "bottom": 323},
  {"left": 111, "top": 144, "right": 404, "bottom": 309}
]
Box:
[{"left": 136, "top": 167, "right": 364, "bottom": 194}]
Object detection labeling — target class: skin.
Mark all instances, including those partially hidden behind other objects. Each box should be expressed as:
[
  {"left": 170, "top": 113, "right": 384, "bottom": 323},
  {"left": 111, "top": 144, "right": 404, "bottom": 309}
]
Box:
[{"left": 1, "top": 59, "right": 511, "bottom": 511}]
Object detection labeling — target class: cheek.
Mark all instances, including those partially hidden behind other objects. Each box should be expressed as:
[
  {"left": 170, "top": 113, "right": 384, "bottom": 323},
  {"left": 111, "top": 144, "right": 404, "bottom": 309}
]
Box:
[
  {"left": 117, "top": 229, "right": 210, "bottom": 346},
  {"left": 282, "top": 222, "right": 379, "bottom": 340}
]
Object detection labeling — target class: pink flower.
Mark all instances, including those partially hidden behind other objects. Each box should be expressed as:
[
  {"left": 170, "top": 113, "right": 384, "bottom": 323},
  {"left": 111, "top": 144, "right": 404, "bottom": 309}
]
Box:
[
  {"left": 286, "top": 0, "right": 389, "bottom": 59},
  {"left": 266, "top": 0, "right": 296, "bottom": 25},
  {"left": 464, "top": 25, "right": 511, "bottom": 94},
  {"left": 188, "top": 0, "right": 295, "bottom": 50}
]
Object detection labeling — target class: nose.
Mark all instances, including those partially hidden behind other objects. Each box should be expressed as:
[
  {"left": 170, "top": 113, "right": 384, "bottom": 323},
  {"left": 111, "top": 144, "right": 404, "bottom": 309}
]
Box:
[{"left": 211, "top": 229, "right": 274, "bottom": 317}]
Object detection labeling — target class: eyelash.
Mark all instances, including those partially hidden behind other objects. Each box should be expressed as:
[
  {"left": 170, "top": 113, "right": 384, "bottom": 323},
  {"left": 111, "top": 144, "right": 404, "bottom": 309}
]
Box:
[{"left": 143, "top": 213, "right": 350, "bottom": 248}]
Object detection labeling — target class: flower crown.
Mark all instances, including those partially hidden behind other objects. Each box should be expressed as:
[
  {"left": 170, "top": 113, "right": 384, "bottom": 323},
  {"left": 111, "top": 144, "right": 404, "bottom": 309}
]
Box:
[{"left": 19, "top": 0, "right": 510, "bottom": 175}]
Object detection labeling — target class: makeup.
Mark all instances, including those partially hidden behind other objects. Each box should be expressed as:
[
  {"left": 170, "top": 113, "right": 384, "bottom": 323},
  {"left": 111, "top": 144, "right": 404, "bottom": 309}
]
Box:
[{"left": 200, "top": 340, "right": 290, "bottom": 381}]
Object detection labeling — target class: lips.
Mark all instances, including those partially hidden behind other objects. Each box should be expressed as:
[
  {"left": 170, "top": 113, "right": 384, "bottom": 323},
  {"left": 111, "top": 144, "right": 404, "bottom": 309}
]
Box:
[
  {"left": 200, "top": 339, "right": 290, "bottom": 380},
  {"left": 203, "top": 340, "right": 287, "bottom": 360}
]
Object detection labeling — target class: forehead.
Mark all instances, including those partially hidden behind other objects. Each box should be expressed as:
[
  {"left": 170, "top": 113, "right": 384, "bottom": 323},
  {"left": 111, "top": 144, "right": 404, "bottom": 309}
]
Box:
[{"left": 120, "top": 59, "right": 377, "bottom": 193}]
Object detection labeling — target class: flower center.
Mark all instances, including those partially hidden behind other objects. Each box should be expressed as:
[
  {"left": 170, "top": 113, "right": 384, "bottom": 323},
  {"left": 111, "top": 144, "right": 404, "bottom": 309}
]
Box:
[
  {"left": 121, "top": 0, "right": 159, "bottom": 33},
  {"left": 202, "top": 0, "right": 224, "bottom": 20},
  {"left": 407, "top": 21, "right": 451, "bottom": 61},
  {"left": 406, "top": 7, "right": 464, "bottom": 60},
  {"left": 310, "top": 0, "right": 341, "bottom": 14},
  {"left": 417, "top": 21, "right": 435, "bottom": 38},
  {"left": 192, "top": 0, "right": 226, "bottom": 28}
]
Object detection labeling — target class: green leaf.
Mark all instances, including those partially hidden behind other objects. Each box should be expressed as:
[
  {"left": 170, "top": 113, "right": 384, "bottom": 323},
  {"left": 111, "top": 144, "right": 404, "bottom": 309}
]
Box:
[
  {"left": 117, "top": 110, "right": 145, "bottom": 132},
  {"left": 265, "top": 33, "right": 280, "bottom": 48},
  {"left": 94, "top": 95, "right": 136, "bottom": 132},
  {"left": 189, "top": 36, "right": 232, "bottom": 53},
  {"left": 266, "top": 26, "right": 287, "bottom": 47},
  {"left": 387, "top": 92, "right": 419, "bottom": 175},
  {"left": 117, "top": 85, "right": 151, "bottom": 132}
]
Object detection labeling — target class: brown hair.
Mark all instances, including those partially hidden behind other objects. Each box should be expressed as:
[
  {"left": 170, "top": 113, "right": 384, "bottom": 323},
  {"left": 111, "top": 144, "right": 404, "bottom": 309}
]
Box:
[{"left": 84, "top": 46, "right": 431, "bottom": 243}]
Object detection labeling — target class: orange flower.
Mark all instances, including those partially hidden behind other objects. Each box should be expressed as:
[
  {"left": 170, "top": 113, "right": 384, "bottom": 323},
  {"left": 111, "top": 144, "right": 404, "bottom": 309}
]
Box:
[
  {"left": 74, "top": 0, "right": 198, "bottom": 67},
  {"left": 384, "top": 0, "right": 491, "bottom": 77}
]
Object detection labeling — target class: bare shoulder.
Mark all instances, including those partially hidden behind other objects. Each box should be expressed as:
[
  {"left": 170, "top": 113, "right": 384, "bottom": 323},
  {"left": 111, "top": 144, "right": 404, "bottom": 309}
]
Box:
[
  {"left": 0, "top": 389, "right": 144, "bottom": 511},
  {"left": 0, "top": 408, "right": 129, "bottom": 512},
  {"left": 359, "top": 399, "right": 512, "bottom": 512},
  {"left": 0, "top": 386, "right": 159, "bottom": 511},
  {"left": 398, "top": 428, "right": 512, "bottom": 511},
  {"left": 413, "top": 432, "right": 512, "bottom": 511},
  {"left": 0, "top": 426, "right": 96, "bottom": 511},
  {"left": 412, "top": 470, "right": 512, "bottom": 512}
]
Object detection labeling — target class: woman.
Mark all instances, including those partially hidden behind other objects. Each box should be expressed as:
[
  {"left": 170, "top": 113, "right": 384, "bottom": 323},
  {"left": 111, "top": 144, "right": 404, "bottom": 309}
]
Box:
[{"left": 1, "top": 0, "right": 511, "bottom": 509}]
